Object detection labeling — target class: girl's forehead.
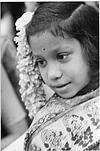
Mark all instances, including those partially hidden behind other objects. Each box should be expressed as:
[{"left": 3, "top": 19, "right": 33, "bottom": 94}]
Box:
[
  {"left": 29, "top": 31, "right": 80, "bottom": 55},
  {"left": 30, "top": 32, "right": 61, "bottom": 47},
  {"left": 29, "top": 32, "right": 62, "bottom": 54}
]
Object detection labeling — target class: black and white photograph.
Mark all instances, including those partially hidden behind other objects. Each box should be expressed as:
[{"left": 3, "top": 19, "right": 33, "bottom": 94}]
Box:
[{"left": 1, "top": 1, "right": 99, "bottom": 151}]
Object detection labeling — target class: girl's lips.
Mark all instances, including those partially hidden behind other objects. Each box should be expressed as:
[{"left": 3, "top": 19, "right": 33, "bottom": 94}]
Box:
[{"left": 53, "top": 82, "right": 71, "bottom": 89}]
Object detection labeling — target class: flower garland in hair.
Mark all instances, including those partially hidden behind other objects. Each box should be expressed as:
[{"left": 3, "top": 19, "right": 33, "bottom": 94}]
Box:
[{"left": 14, "top": 12, "right": 46, "bottom": 119}]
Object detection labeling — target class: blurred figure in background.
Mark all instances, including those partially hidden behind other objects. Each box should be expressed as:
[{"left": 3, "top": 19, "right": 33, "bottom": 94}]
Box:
[
  {"left": 1, "top": 2, "right": 25, "bottom": 99},
  {"left": 1, "top": 2, "right": 25, "bottom": 37},
  {"left": 1, "top": 2, "right": 46, "bottom": 149},
  {"left": 1, "top": 63, "right": 28, "bottom": 149},
  {"left": 1, "top": 37, "right": 29, "bottom": 149},
  {"left": 1, "top": 2, "right": 29, "bottom": 149},
  {"left": 1, "top": 3, "right": 14, "bottom": 37}
]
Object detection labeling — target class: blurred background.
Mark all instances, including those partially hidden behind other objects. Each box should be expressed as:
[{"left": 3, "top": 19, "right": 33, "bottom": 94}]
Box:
[
  {"left": 0, "top": 1, "right": 99, "bottom": 150},
  {"left": 1, "top": 2, "right": 28, "bottom": 150},
  {"left": 1, "top": 2, "right": 42, "bottom": 149}
]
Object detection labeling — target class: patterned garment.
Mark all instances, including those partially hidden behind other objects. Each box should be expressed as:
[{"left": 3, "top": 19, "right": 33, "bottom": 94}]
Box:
[{"left": 24, "top": 89, "right": 100, "bottom": 151}]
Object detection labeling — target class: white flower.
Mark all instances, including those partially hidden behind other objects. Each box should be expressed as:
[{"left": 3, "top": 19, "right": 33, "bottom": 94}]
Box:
[
  {"left": 14, "top": 12, "right": 47, "bottom": 119},
  {"left": 15, "top": 12, "right": 34, "bottom": 30}
]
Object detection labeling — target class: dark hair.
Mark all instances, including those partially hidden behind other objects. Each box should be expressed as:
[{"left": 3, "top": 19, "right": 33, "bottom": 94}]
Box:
[{"left": 26, "top": 2, "right": 99, "bottom": 90}]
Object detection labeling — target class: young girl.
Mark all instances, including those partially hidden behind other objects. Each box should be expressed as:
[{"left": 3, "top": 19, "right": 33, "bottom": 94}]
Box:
[{"left": 14, "top": 2, "right": 99, "bottom": 151}]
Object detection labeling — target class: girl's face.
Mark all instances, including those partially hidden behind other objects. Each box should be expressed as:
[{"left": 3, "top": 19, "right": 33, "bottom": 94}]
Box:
[{"left": 30, "top": 32, "right": 90, "bottom": 98}]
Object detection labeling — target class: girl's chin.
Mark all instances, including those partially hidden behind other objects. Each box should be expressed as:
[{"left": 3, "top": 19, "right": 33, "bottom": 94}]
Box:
[
  {"left": 56, "top": 91, "right": 77, "bottom": 99},
  {"left": 55, "top": 87, "right": 84, "bottom": 99}
]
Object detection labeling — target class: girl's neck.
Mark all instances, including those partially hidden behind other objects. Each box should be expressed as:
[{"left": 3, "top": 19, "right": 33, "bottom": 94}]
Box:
[{"left": 75, "top": 81, "right": 99, "bottom": 97}]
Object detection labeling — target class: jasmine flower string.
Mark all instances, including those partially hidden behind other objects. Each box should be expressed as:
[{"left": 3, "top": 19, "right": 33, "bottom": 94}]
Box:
[{"left": 14, "top": 12, "right": 46, "bottom": 119}]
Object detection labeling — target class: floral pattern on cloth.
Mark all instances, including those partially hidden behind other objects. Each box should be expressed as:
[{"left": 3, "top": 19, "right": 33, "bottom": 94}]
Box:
[
  {"left": 41, "top": 129, "right": 71, "bottom": 151},
  {"left": 28, "top": 143, "right": 42, "bottom": 151},
  {"left": 63, "top": 114, "right": 93, "bottom": 148},
  {"left": 24, "top": 92, "right": 99, "bottom": 151},
  {"left": 83, "top": 140, "right": 100, "bottom": 151},
  {"left": 83, "top": 100, "right": 100, "bottom": 127}
]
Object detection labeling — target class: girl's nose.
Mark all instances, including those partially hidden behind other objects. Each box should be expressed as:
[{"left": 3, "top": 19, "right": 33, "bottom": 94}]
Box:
[{"left": 47, "top": 63, "right": 62, "bottom": 81}]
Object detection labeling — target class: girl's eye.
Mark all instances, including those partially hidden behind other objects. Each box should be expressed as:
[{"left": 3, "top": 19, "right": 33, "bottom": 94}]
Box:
[
  {"left": 36, "top": 59, "right": 47, "bottom": 68},
  {"left": 57, "top": 53, "right": 71, "bottom": 62}
]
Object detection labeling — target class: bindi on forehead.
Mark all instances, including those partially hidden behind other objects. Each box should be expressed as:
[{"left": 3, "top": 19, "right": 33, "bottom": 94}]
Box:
[{"left": 42, "top": 48, "right": 46, "bottom": 51}]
